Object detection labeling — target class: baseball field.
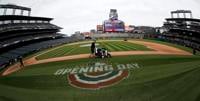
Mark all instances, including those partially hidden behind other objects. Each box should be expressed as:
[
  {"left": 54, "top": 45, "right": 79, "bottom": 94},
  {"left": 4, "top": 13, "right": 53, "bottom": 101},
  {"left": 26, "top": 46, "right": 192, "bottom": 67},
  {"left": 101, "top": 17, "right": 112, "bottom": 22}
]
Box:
[{"left": 0, "top": 39, "right": 200, "bottom": 101}]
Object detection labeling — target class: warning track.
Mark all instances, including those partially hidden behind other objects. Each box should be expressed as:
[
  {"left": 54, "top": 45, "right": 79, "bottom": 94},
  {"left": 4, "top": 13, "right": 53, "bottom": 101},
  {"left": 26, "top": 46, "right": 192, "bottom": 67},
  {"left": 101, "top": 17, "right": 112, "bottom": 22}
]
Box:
[{"left": 1, "top": 40, "right": 192, "bottom": 76}]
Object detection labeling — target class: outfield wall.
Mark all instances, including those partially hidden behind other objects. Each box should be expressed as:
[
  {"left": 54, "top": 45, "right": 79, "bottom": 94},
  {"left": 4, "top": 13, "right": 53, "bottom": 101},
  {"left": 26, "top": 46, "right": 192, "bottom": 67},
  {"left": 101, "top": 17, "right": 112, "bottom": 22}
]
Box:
[{"left": 92, "top": 33, "right": 145, "bottom": 39}]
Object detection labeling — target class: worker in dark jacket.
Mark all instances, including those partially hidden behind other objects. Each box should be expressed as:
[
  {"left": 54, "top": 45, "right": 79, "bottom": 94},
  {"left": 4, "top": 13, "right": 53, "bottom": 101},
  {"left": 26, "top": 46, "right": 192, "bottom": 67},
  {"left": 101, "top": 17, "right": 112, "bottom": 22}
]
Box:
[
  {"left": 90, "top": 41, "right": 96, "bottom": 57},
  {"left": 19, "top": 56, "right": 24, "bottom": 67}
]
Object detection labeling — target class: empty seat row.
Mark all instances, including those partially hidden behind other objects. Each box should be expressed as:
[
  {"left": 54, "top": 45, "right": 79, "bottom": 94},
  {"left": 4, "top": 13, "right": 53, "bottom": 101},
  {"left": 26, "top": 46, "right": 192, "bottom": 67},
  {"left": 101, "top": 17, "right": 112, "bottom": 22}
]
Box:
[
  {"left": 0, "top": 37, "right": 75, "bottom": 70},
  {"left": 0, "top": 23, "right": 60, "bottom": 33}
]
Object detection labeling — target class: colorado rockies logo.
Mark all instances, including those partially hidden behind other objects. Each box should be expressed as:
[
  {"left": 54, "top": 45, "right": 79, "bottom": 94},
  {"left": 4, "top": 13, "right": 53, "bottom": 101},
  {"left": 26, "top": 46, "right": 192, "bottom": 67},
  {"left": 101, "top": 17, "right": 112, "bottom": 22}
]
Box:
[{"left": 54, "top": 62, "right": 140, "bottom": 90}]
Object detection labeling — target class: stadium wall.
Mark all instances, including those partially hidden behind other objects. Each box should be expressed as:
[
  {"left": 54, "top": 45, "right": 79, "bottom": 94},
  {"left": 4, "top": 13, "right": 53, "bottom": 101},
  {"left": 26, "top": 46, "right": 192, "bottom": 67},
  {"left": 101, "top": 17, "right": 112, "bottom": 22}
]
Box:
[{"left": 92, "top": 33, "right": 146, "bottom": 39}]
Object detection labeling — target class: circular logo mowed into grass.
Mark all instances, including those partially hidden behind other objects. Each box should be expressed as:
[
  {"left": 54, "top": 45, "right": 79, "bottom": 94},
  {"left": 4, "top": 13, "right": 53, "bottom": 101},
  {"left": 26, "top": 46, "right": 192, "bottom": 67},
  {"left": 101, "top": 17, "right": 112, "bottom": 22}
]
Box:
[
  {"left": 67, "top": 62, "right": 129, "bottom": 90},
  {"left": 54, "top": 62, "right": 140, "bottom": 90},
  {"left": 68, "top": 70, "right": 129, "bottom": 90}
]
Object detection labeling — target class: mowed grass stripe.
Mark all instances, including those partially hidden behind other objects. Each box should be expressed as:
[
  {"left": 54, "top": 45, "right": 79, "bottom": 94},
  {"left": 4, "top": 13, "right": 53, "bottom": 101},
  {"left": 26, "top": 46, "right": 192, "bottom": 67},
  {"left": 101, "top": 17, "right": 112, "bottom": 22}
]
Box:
[
  {"left": 110, "top": 41, "right": 136, "bottom": 51},
  {"left": 36, "top": 40, "right": 152, "bottom": 60},
  {"left": 110, "top": 41, "right": 129, "bottom": 51},
  {"left": 146, "top": 67, "right": 200, "bottom": 101},
  {"left": 37, "top": 45, "right": 75, "bottom": 60},
  {"left": 99, "top": 42, "right": 115, "bottom": 51},
  {"left": 110, "top": 42, "right": 134, "bottom": 51},
  {"left": 68, "top": 47, "right": 90, "bottom": 55},
  {"left": 117, "top": 42, "right": 137, "bottom": 50},
  {"left": 45, "top": 46, "right": 73, "bottom": 58},
  {"left": 109, "top": 42, "right": 130, "bottom": 51},
  {"left": 123, "top": 42, "right": 141, "bottom": 50},
  {"left": 52, "top": 45, "right": 75, "bottom": 57},
  {"left": 106, "top": 42, "right": 123, "bottom": 51},
  {"left": 98, "top": 42, "right": 110, "bottom": 51},
  {"left": 63, "top": 45, "right": 77, "bottom": 56},
  {"left": 126, "top": 42, "right": 151, "bottom": 50}
]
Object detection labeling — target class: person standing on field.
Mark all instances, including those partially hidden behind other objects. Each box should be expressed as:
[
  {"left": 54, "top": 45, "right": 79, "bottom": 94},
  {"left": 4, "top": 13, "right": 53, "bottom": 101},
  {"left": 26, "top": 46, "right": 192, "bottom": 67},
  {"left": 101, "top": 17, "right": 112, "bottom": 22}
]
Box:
[
  {"left": 90, "top": 41, "right": 96, "bottom": 57},
  {"left": 19, "top": 56, "right": 24, "bottom": 67}
]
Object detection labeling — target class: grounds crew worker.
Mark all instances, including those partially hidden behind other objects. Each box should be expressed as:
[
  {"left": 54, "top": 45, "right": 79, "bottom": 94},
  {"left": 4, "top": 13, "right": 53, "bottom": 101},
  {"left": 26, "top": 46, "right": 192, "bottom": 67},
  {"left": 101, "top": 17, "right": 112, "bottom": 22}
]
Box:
[
  {"left": 90, "top": 41, "right": 96, "bottom": 57},
  {"left": 19, "top": 56, "right": 24, "bottom": 67}
]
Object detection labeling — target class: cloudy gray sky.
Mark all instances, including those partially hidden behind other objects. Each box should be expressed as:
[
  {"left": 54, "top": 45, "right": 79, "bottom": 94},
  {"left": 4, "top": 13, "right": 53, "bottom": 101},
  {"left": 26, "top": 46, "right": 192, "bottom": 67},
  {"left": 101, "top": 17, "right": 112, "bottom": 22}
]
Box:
[{"left": 1, "top": 0, "right": 200, "bottom": 35}]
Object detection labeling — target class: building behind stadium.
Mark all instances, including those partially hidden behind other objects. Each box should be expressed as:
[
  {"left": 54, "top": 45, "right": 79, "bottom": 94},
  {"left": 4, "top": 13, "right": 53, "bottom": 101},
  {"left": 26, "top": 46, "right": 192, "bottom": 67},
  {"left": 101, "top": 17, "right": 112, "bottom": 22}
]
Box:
[{"left": 72, "top": 9, "right": 157, "bottom": 39}]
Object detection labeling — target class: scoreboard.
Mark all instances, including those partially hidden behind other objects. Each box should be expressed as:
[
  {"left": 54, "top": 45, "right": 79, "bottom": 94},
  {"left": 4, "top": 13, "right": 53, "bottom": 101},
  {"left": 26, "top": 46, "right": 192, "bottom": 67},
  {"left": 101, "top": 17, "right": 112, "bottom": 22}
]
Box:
[{"left": 103, "top": 20, "right": 125, "bottom": 32}]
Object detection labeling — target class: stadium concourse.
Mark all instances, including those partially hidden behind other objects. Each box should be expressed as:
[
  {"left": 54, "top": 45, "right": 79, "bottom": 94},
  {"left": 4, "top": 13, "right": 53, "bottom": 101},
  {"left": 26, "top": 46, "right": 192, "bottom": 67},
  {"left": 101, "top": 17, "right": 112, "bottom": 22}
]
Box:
[{"left": 1, "top": 40, "right": 192, "bottom": 76}]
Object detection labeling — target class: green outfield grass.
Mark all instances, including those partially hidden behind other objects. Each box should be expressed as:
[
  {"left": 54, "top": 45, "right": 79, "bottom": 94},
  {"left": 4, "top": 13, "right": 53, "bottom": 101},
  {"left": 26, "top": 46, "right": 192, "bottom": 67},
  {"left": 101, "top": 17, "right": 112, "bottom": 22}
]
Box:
[
  {"left": 36, "top": 40, "right": 151, "bottom": 60},
  {"left": 1, "top": 40, "right": 200, "bottom": 101},
  {"left": 0, "top": 55, "right": 200, "bottom": 101}
]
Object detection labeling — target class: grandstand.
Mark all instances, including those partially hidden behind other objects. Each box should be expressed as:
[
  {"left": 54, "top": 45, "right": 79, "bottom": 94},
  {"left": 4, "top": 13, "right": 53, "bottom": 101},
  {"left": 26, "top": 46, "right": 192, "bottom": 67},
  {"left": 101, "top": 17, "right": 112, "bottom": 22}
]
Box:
[
  {"left": 0, "top": 4, "right": 71, "bottom": 69},
  {"left": 159, "top": 10, "right": 200, "bottom": 50}
]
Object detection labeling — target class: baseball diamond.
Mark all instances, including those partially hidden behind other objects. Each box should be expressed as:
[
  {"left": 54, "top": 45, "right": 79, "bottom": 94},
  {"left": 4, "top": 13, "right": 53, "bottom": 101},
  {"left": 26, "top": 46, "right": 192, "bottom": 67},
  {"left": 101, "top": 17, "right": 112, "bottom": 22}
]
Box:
[
  {"left": 1, "top": 39, "right": 200, "bottom": 101},
  {"left": 0, "top": 3, "right": 200, "bottom": 101}
]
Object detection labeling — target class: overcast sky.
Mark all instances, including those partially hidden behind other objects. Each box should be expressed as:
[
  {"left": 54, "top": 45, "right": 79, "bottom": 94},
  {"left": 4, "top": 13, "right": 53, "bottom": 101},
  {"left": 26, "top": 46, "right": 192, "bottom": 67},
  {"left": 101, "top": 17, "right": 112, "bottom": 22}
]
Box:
[{"left": 1, "top": 0, "right": 200, "bottom": 35}]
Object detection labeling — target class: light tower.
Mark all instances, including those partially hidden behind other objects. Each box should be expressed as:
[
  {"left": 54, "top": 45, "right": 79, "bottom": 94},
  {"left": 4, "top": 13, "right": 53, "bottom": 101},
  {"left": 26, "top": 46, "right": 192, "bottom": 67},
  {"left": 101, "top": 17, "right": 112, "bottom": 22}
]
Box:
[
  {"left": 171, "top": 10, "right": 193, "bottom": 18},
  {"left": 0, "top": 4, "right": 31, "bottom": 16}
]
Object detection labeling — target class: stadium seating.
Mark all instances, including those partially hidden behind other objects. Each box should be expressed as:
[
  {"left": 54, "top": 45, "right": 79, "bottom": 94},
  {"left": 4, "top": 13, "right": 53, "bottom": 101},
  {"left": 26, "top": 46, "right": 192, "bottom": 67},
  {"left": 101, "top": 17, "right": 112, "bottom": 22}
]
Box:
[
  {"left": 0, "top": 37, "right": 74, "bottom": 70},
  {"left": 161, "top": 10, "right": 200, "bottom": 50},
  {"left": 0, "top": 4, "right": 84, "bottom": 70},
  {"left": 0, "top": 23, "right": 60, "bottom": 33},
  {"left": 0, "top": 33, "right": 64, "bottom": 48}
]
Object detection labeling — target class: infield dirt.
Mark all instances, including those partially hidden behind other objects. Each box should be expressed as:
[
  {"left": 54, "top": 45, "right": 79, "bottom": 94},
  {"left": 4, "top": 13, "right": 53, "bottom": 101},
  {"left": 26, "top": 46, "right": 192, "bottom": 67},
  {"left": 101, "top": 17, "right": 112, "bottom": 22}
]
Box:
[{"left": 1, "top": 40, "right": 192, "bottom": 76}]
